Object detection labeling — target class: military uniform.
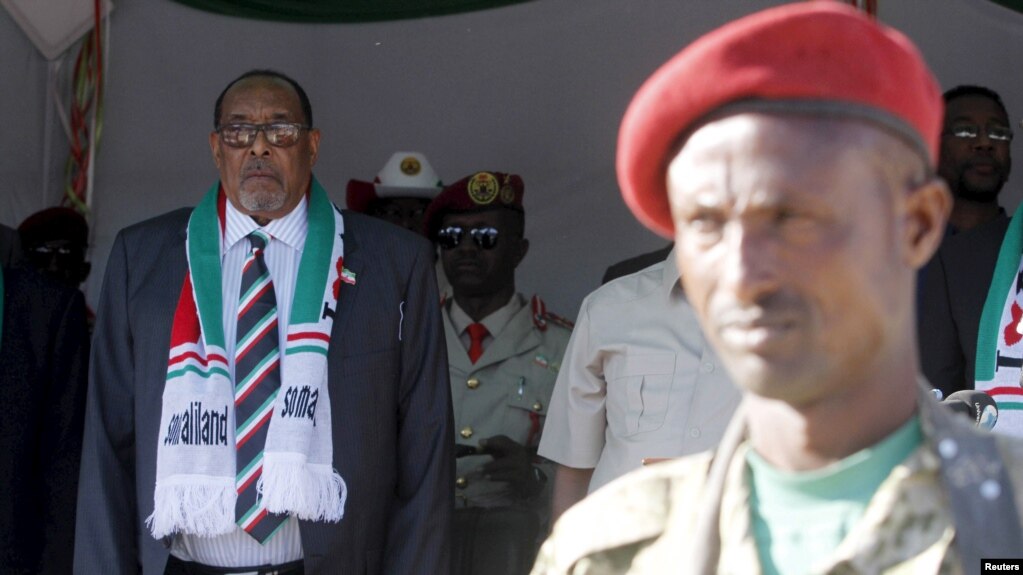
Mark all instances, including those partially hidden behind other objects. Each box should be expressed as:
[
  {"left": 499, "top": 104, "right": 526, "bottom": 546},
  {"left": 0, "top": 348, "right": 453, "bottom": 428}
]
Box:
[
  {"left": 531, "top": 388, "right": 1023, "bottom": 574},
  {"left": 426, "top": 169, "right": 572, "bottom": 574},
  {"left": 445, "top": 292, "right": 571, "bottom": 575},
  {"left": 446, "top": 293, "right": 571, "bottom": 508}
]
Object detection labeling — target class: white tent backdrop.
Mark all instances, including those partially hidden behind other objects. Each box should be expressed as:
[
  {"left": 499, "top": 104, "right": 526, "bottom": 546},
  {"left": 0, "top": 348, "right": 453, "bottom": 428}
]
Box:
[{"left": 3, "top": 0, "right": 1023, "bottom": 318}]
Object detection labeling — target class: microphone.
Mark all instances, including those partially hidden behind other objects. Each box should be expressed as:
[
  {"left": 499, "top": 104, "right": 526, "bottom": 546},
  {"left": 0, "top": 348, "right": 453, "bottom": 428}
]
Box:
[{"left": 941, "top": 390, "right": 998, "bottom": 431}]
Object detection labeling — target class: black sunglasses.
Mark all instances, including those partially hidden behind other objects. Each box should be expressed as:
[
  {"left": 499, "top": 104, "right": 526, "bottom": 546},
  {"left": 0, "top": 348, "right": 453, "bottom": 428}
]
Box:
[{"left": 436, "top": 226, "right": 501, "bottom": 250}]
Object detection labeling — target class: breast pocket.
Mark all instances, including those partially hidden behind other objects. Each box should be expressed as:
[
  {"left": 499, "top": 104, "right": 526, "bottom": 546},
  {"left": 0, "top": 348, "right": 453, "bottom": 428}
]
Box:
[{"left": 609, "top": 353, "right": 677, "bottom": 436}]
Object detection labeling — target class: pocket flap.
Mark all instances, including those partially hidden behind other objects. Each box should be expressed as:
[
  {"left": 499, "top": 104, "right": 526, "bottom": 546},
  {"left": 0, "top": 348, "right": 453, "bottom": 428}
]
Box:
[{"left": 615, "top": 353, "right": 676, "bottom": 378}]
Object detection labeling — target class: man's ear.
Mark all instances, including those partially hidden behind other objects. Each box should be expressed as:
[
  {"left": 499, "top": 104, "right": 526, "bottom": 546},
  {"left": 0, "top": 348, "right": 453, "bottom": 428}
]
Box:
[
  {"left": 209, "top": 131, "right": 222, "bottom": 169},
  {"left": 513, "top": 238, "right": 530, "bottom": 268},
  {"left": 308, "top": 128, "right": 321, "bottom": 167},
  {"left": 902, "top": 175, "right": 952, "bottom": 269}
]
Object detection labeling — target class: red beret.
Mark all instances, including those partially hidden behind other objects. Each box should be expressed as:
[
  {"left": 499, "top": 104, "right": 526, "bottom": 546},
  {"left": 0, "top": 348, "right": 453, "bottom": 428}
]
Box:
[
  {"left": 617, "top": 2, "right": 943, "bottom": 238},
  {"left": 18, "top": 206, "right": 89, "bottom": 247},
  {"left": 423, "top": 171, "right": 524, "bottom": 238},
  {"left": 346, "top": 151, "right": 442, "bottom": 213}
]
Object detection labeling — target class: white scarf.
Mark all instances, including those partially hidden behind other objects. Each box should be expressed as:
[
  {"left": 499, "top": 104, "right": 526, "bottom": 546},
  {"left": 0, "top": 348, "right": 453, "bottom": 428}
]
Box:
[
  {"left": 975, "top": 202, "right": 1023, "bottom": 436},
  {"left": 147, "top": 179, "right": 348, "bottom": 538}
]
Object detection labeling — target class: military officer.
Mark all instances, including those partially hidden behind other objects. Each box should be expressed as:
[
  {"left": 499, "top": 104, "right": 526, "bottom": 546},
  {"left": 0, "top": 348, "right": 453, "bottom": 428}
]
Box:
[
  {"left": 532, "top": 4, "right": 1023, "bottom": 574},
  {"left": 423, "top": 171, "right": 572, "bottom": 575},
  {"left": 346, "top": 151, "right": 443, "bottom": 235}
]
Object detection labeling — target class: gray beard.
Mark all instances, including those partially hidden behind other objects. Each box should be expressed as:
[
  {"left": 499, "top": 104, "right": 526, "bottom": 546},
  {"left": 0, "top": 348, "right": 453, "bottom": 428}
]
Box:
[{"left": 239, "top": 189, "right": 286, "bottom": 213}]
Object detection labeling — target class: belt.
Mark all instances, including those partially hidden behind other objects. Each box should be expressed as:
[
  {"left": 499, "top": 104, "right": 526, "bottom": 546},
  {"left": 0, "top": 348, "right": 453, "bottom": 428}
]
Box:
[{"left": 166, "top": 556, "right": 304, "bottom": 575}]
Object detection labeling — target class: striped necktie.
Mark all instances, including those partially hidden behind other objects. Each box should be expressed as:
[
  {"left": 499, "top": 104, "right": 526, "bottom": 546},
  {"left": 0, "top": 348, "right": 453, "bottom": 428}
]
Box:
[{"left": 233, "top": 230, "right": 288, "bottom": 542}]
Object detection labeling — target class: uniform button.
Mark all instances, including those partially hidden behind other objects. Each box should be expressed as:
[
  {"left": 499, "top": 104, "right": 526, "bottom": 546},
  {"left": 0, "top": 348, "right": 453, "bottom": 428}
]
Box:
[
  {"left": 700, "top": 362, "right": 714, "bottom": 373},
  {"left": 938, "top": 438, "right": 958, "bottom": 459},
  {"left": 689, "top": 427, "right": 701, "bottom": 438},
  {"left": 466, "top": 377, "right": 480, "bottom": 389},
  {"left": 532, "top": 401, "right": 543, "bottom": 412},
  {"left": 456, "top": 477, "right": 468, "bottom": 489},
  {"left": 981, "top": 479, "right": 1002, "bottom": 501},
  {"left": 460, "top": 427, "right": 474, "bottom": 439}
]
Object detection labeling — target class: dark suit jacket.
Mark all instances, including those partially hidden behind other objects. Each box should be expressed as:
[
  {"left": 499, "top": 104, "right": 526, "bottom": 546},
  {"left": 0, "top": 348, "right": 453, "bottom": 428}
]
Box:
[
  {"left": 918, "top": 215, "right": 1010, "bottom": 397},
  {"left": 74, "top": 207, "right": 453, "bottom": 574},
  {"left": 600, "top": 244, "right": 674, "bottom": 285},
  {"left": 1, "top": 265, "right": 89, "bottom": 574}
]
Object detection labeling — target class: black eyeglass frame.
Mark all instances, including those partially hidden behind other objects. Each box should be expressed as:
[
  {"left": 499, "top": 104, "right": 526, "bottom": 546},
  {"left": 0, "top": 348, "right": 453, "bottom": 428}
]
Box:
[
  {"left": 436, "top": 226, "right": 503, "bottom": 250},
  {"left": 215, "top": 122, "right": 311, "bottom": 148}
]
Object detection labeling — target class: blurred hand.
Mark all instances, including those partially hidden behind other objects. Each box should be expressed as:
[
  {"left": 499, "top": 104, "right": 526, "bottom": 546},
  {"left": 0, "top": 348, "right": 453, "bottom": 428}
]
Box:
[{"left": 478, "top": 435, "right": 542, "bottom": 497}]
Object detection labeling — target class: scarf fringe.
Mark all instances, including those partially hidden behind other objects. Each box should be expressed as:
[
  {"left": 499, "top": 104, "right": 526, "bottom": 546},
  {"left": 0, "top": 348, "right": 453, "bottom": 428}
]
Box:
[
  {"left": 147, "top": 479, "right": 236, "bottom": 538},
  {"left": 151, "top": 181, "right": 345, "bottom": 539},
  {"left": 260, "top": 455, "right": 347, "bottom": 522}
]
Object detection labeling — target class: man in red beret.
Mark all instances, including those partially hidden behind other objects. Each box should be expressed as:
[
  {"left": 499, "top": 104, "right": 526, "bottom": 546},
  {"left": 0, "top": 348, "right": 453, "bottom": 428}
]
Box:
[
  {"left": 533, "top": 3, "right": 1023, "bottom": 573},
  {"left": 424, "top": 171, "right": 573, "bottom": 575},
  {"left": 18, "top": 206, "right": 91, "bottom": 289}
]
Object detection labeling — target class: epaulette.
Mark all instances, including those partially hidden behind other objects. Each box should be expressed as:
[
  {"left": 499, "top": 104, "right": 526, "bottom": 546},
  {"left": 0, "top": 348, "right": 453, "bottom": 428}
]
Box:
[{"left": 530, "top": 294, "right": 575, "bottom": 331}]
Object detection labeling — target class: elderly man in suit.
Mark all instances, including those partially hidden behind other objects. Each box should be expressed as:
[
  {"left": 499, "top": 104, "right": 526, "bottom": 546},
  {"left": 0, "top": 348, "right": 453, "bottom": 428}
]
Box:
[{"left": 74, "top": 70, "right": 453, "bottom": 575}]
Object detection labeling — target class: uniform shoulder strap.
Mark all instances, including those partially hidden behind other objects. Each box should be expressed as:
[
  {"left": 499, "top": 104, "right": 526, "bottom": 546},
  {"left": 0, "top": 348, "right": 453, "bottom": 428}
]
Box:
[
  {"left": 926, "top": 397, "right": 1023, "bottom": 570},
  {"left": 530, "top": 294, "right": 574, "bottom": 331}
]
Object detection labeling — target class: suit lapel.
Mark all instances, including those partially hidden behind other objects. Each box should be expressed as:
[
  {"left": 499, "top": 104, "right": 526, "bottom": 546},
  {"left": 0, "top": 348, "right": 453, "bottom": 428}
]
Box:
[{"left": 329, "top": 214, "right": 361, "bottom": 346}]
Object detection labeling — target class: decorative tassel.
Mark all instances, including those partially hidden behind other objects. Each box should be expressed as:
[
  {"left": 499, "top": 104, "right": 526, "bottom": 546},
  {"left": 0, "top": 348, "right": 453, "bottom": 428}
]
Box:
[
  {"left": 147, "top": 480, "right": 235, "bottom": 538},
  {"left": 261, "top": 456, "right": 346, "bottom": 522}
]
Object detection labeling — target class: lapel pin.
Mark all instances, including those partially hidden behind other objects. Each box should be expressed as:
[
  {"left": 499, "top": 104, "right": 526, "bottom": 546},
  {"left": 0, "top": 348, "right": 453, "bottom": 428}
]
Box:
[{"left": 341, "top": 268, "right": 357, "bottom": 285}]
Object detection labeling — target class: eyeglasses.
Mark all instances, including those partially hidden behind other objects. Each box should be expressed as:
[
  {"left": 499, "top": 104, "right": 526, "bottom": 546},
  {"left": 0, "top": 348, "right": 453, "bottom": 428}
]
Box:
[
  {"left": 215, "top": 122, "right": 310, "bottom": 148},
  {"left": 436, "top": 226, "right": 501, "bottom": 250},
  {"left": 944, "top": 124, "right": 1014, "bottom": 142}
]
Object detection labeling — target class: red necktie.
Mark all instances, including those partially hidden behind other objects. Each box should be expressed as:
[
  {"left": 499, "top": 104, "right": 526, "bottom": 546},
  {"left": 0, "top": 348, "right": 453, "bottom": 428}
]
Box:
[{"left": 466, "top": 322, "right": 488, "bottom": 364}]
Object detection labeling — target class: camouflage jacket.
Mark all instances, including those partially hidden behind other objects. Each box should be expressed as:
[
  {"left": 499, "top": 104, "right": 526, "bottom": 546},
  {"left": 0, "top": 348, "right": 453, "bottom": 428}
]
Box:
[{"left": 532, "top": 386, "right": 1023, "bottom": 574}]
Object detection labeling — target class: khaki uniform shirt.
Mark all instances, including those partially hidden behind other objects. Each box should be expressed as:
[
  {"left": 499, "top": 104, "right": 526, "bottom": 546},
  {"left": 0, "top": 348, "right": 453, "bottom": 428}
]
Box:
[
  {"left": 538, "top": 250, "right": 740, "bottom": 492},
  {"left": 445, "top": 293, "right": 573, "bottom": 511},
  {"left": 532, "top": 389, "right": 1023, "bottom": 574}
]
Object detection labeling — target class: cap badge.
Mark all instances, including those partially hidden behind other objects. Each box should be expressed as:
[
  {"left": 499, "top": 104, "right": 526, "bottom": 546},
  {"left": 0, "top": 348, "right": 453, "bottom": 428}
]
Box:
[
  {"left": 400, "top": 156, "right": 422, "bottom": 176},
  {"left": 500, "top": 183, "right": 516, "bottom": 204},
  {"left": 467, "top": 172, "right": 499, "bottom": 205}
]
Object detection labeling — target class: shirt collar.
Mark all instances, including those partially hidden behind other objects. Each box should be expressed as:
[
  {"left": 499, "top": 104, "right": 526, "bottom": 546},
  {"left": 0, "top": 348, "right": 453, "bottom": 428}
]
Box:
[
  {"left": 661, "top": 245, "right": 684, "bottom": 303},
  {"left": 223, "top": 195, "right": 308, "bottom": 255},
  {"left": 450, "top": 293, "right": 523, "bottom": 337}
]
